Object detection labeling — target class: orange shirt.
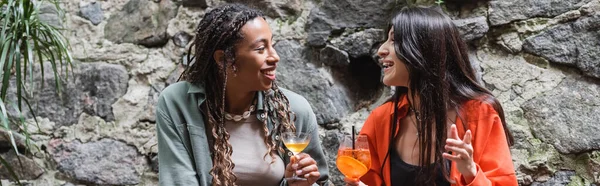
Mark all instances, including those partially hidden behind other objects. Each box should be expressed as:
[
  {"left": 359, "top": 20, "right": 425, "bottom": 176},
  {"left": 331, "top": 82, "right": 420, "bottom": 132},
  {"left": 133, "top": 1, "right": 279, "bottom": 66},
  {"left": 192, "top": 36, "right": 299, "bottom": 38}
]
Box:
[{"left": 359, "top": 95, "right": 518, "bottom": 186}]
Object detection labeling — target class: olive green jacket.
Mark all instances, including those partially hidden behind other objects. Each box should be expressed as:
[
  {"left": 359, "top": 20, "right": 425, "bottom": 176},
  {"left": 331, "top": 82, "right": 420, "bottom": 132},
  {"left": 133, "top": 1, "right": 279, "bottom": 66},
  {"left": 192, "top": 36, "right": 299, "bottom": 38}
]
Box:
[{"left": 156, "top": 81, "right": 330, "bottom": 186}]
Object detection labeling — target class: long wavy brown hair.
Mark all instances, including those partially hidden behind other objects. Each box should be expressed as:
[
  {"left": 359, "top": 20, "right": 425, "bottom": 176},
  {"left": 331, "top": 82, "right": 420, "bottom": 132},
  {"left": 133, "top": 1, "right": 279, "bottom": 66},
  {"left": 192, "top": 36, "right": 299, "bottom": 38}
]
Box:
[
  {"left": 381, "top": 6, "right": 514, "bottom": 186},
  {"left": 180, "top": 4, "right": 296, "bottom": 186}
]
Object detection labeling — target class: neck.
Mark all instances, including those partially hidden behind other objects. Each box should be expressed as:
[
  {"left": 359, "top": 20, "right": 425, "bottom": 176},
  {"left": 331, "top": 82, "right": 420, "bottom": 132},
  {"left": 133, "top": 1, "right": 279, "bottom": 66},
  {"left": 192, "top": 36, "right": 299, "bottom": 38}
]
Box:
[{"left": 225, "top": 83, "right": 256, "bottom": 115}]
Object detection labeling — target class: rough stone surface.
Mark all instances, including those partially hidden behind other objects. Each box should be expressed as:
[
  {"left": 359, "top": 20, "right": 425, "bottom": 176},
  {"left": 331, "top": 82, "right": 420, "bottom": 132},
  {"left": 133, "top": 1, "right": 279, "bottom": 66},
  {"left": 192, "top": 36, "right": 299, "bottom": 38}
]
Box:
[
  {"left": 104, "top": 0, "right": 178, "bottom": 47},
  {"left": 318, "top": 45, "right": 350, "bottom": 67},
  {"left": 306, "top": 0, "right": 401, "bottom": 46},
  {"left": 477, "top": 49, "right": 565, "bottom": 150},
  {"left": 319, "top": 130, "right": 343, "bottom": 186},
  {"left": 0, "top": 150, "right": 44, "bottom": 180},
  {"left": 79, "top": 2, "right": 103, "bottom": 25},
  {"left": 38, "top": 3, "right": 62, "bottom": 28},
  {"left": 177, "top": 0, "right": 208, "bottom": 7},
  {"left": 166, "top": 6, "right": 205, "bottom": 38},
  {"left": 523, "top": 77, "right": 600, "bottom": 154},
  {"left": 274, "top": 40, "right": 353, "bottom": 125},
  {"left": 531, "top": 171, "right": 576, "bottom": 186},
  {"left": 496, "top": 32, "right": 524, "bottom": 53},
  {"left": 523, "top": 12, "right": 600, "bottom": 79},
  {"left": 489, "top": 0, "right": 591, "bottom": 25},
  {"left": 453, "top": 16, "right": 489, "bottom": 42},
  {"left": 48, "top": 138, "right": 148, "bottom": 185},
  {"left": 8, "top": 0, "right": 600, "bottom": 185},
  {"left": 330, "top": 28, "right": 385, "bottom": 58},
  {"left": 225, "top": 0, "right": 303, "bottom": 18},
  {"left": 23, "top": 63, "right": 128, "bottom": 127},
  {"left": 0, "top": 129, "right": 27, "bottom": 152}
]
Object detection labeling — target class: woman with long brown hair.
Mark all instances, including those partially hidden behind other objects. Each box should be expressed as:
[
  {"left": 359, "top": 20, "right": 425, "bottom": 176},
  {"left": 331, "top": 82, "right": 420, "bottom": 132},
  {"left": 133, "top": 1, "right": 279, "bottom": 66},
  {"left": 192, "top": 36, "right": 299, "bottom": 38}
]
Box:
[
  {"left": 345, "top": 6, "right": 518, "bottom": 186},
  {"left": 156, "top": 3, "right": 329, "bottom": 186}
]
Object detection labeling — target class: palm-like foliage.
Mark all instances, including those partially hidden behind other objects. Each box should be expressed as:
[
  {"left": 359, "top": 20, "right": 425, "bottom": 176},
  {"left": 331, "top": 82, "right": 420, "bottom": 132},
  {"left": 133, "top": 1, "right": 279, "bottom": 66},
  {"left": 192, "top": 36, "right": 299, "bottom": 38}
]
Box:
[{"left": 0, "top": 0, "right": 73, "bottom": 184}]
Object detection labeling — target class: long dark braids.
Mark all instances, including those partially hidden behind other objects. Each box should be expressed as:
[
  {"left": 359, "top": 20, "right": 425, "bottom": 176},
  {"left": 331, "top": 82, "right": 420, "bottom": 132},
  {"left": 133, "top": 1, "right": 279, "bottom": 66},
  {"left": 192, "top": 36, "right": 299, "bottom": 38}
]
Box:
[
  {"left": 180, "top": 3, "right": 297, "bottom": 186},
  {"left": 382, "top": 6, "right": 514, "bottom": 186}
]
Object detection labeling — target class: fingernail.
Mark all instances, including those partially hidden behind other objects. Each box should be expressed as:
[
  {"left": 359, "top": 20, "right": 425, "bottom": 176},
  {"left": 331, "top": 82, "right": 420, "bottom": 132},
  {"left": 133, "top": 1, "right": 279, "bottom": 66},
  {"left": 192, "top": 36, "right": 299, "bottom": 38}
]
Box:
[{"left": 296, "top": 170, "right": 303, "bottom": 175}]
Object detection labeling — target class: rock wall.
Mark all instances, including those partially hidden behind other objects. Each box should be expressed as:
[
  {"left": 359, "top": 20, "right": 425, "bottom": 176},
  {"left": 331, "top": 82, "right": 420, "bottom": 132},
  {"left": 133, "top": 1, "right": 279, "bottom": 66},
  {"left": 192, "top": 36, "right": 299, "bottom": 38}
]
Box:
[{"left": 1, "top": 0, "right": 599, "bottom": 185}]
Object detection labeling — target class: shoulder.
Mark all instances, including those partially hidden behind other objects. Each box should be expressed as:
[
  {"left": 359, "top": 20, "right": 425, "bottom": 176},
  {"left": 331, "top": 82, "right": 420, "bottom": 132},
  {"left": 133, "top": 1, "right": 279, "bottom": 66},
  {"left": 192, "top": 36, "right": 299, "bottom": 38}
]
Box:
[
  {"left": 159, "top": 82, "right": 193, "bottom": 100},
  {"left": 361, "top": 101, "right": 394, "bottom": 133},
  {"left": 459, "top": 97, "right": 504, "bottom": 135},
  {"left": 370, "top": 101, "right": 395, "bottom": 120},
  {"left": 462, "top": 98, "right": 500, "bottom": 119},
  {"left": 157, "top": 81, "right": 200, "bottom": 112}
]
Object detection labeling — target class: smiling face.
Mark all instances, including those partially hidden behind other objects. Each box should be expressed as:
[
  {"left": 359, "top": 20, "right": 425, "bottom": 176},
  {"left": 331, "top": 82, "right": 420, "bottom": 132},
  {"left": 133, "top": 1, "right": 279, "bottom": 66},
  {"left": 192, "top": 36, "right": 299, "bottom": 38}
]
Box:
[
  {"left": 378, "top": 28, "right": 410, "bottom": 87},
  {"left": 225, "top": 17, "right": 280, "bottom": 92}
]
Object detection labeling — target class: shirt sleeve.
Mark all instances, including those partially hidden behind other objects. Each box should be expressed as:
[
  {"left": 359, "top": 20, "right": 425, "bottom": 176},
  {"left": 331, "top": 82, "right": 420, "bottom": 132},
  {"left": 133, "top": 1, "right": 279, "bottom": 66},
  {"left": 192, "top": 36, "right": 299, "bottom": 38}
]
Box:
[
  {"left": 359, "top": 105, "right": 387, "bottom": 186},
  {"left": 301, "top": 103, "right": 331, "bottom": 186},
  {"left": 156, "top": 95, "right": 200, "bottom": 186},
  {"left": 457, "top": 102, "right": 518, "bottom": 186}
]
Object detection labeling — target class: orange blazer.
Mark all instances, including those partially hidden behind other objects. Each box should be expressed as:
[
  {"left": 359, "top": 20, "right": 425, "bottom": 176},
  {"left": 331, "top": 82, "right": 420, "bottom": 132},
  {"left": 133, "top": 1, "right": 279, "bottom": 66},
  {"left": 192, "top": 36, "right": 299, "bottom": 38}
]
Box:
[{"left": 359, "top": 95, "right": 518, "bottom": 186}]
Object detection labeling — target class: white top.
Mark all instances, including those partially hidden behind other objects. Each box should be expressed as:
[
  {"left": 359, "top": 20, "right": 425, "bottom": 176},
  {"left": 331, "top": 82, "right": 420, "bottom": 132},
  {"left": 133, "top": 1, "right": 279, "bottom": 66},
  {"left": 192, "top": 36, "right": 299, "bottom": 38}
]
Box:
[{"left": 225, "top": 114, "right": 285, "bottom": 186}]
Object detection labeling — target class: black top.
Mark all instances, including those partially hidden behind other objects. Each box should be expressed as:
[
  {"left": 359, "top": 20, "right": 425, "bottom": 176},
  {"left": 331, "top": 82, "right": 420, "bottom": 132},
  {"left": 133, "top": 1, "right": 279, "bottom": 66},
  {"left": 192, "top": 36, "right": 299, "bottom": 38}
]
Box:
[{"left": 390, "top": 149, "right": 451, "bottom": 186}]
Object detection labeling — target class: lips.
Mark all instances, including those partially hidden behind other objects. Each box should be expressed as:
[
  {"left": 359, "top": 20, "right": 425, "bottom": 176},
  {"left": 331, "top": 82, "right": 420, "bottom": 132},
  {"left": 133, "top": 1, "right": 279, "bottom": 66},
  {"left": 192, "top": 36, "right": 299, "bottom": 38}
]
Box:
[
  {"left": 261, "top": 68, "right": 276, "bottom": 80},
  {"left": 380, "top": 59, "right": 394, "bottom": 69}
]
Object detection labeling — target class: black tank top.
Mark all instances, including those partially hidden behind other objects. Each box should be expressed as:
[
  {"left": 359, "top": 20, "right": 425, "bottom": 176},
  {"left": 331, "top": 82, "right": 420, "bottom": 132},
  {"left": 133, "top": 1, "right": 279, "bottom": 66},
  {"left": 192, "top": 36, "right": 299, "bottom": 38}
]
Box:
[{"left": 390, "top": 149, "right": 451, "bottom": 186}]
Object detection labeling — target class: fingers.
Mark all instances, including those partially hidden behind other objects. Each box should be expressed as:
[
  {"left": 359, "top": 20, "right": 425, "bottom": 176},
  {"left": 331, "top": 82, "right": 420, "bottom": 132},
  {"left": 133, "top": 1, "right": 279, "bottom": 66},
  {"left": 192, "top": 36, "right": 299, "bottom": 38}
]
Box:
[
  {"left": 442, "top": 152, "right": 461, "bottom": 161},
  {"left": 445, "top": 145, "right": 470, "bottom": 158},
  {"left": 449, "top": 124, "right": 472, "bottom": 145},
  {"left": 449, "top": 124, "right": 459, "bottom": 140},
  {"left": 446, "top": 139, "right": 473, "bottom": 151},
  {"left": 304, "top": 168, "right": 320, "bottom": 180},
  {"left": 463, "top": 130, "right": 472, "bottom": 145},
  {"left": 294, "top": 153, "right": 317, "bottom": 168},
  {"left": 344, "top": 177, "right": 359, "bottom": 186},
  {"left": 293, "top": 153, "right": 320, "bottom": 179},
  {"left": 296, "top": 164, "right": 318, "bottom": 176},
  {"left": 285, "top": 155, "right": 298, "bottom": 176},
  {"left": 295, "top": 152, "right": 311, "bottom": 160}
]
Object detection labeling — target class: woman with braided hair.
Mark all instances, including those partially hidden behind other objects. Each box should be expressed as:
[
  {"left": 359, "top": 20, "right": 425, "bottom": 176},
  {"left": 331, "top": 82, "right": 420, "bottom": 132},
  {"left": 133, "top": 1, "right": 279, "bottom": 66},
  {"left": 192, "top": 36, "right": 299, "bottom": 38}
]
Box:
[{"left": 156, "top": 3, "right": 329, "bottom": 186}]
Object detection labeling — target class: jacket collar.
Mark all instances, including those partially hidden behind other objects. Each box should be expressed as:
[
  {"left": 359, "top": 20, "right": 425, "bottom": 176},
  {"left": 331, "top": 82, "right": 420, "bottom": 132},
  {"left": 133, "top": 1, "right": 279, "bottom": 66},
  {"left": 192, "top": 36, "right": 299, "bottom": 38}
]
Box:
[{"left": 390, "top": 94, "right": 411, "bottom": 116}]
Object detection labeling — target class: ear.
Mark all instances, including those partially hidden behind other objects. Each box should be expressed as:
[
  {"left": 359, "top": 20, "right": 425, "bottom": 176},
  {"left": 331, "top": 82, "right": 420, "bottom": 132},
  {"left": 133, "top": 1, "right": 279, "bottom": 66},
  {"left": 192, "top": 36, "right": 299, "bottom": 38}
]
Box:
[{"left": 213, "top": 50, "right": 226, "bottom": 64}]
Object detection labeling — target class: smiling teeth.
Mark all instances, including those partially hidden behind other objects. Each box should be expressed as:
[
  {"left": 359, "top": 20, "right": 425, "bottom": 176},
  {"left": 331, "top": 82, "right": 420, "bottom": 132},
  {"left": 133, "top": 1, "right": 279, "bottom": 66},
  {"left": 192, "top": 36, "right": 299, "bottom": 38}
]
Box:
[
  {"left": 263, "top": 70, "right": 276, "bottom": 75},
  {"left": 383, "top": 62, "right": 393, "bottom": 68}
]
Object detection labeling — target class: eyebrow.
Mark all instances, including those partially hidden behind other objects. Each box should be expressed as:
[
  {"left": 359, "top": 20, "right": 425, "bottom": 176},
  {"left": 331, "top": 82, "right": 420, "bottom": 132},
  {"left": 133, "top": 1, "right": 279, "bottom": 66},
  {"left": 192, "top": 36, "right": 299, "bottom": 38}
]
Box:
[{"left": 250, "top": 36, "right": 274, "bottom": 47}]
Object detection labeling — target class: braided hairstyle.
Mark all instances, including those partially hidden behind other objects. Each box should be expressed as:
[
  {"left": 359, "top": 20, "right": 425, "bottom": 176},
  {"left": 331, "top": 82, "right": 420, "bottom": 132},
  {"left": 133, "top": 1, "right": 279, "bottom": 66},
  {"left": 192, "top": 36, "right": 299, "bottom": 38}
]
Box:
[{"left": 180, "top": 4, "right": 296, "bottom": 185}]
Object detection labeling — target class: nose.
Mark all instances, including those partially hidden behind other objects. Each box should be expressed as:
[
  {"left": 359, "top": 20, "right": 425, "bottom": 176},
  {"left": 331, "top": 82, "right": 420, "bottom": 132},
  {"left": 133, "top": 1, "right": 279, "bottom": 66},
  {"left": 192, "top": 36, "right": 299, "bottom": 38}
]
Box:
[
  {"left": 377, "top": 43, "right": 389, "bottom": 58},
  {"left": 268, "top": 46, "right": 280, "bottom": 64}
]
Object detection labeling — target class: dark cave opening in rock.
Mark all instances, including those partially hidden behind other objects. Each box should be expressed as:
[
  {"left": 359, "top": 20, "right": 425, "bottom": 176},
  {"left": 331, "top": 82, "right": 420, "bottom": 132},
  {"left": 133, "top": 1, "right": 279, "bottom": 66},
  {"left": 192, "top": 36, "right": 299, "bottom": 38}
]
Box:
[{"left": 346, "top": 55, "right": 384, "bottom": 108}]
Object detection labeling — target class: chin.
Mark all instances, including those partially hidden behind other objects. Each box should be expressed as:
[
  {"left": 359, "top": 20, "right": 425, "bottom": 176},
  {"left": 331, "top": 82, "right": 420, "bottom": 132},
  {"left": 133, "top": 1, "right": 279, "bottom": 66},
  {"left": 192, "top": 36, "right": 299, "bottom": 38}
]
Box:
[
  {"left": 383, "top": 79, "right": 405, "bottom": 87},
  {"left": 260, "top": 83, "right": 273, "bottom": 91},
  {"left": 382, "top": 78, "right": 394, "bottom": 86}
]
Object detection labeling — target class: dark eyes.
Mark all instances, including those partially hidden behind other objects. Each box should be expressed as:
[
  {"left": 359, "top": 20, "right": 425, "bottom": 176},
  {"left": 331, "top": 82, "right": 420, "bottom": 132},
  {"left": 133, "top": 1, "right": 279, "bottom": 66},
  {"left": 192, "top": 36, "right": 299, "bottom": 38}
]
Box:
[{"left": 256, "top": 46, "right": 266, "bottom": 51}]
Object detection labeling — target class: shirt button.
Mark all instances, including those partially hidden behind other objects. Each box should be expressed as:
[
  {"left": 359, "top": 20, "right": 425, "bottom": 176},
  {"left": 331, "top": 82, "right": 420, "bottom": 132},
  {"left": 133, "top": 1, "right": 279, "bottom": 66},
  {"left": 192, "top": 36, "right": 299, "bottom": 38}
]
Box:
[
  {"left": 287, "top": 152, "right": 293, "bottom": 156},
  {"left": 275, "top": 135, "right": 280, "bottom": 140},
  {"left": 260, "top": 113, "right": 266, "bottom": 119}
]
